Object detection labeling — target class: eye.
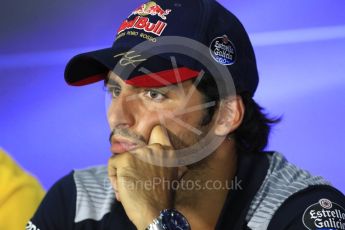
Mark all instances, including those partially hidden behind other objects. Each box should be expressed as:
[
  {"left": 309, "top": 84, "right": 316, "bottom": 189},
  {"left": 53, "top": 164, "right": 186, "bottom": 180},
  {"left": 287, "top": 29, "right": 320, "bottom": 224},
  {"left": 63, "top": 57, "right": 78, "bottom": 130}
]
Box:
[
  {"left": 107, "top": 86, "right": 121, "bottom": 98},
  {"left": 144, "top": 90, "right": 166, "bottom": 102}
]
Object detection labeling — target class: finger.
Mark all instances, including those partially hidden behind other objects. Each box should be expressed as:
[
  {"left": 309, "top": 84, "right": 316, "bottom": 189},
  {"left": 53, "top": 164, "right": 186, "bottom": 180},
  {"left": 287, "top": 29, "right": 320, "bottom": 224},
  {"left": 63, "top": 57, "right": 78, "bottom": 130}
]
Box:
[
  {"left": 108, "top": 155, "right": 118, "bottom": 177},
  {"left": 108, "top": 156, "right": 122, "bottom": 202},
  {"left": 149, "top": 125, "right": 172, "bottom": 147},
  {"left": 114, "top": 179, "right": 121, "bottom": 202},
  {"left": 112, "top": 177, "right": 121, "bottom": 202},
  {"left": 108, "top": 167, "right": 120, "bottom": 201}
]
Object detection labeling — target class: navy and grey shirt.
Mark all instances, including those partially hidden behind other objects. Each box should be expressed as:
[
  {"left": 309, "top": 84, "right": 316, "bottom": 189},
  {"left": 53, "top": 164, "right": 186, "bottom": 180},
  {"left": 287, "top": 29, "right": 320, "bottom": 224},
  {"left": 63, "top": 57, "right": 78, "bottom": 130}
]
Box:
[{"left": 27, "top": 152, "right": 345, "bottom": 230}]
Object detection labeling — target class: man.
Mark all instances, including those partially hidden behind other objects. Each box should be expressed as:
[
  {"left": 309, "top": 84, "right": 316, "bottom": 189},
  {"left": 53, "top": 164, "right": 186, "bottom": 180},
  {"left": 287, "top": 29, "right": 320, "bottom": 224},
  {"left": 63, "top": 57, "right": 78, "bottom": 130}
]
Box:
[{"left": 28, "top": 0, "right": 345, "bottom": 229}]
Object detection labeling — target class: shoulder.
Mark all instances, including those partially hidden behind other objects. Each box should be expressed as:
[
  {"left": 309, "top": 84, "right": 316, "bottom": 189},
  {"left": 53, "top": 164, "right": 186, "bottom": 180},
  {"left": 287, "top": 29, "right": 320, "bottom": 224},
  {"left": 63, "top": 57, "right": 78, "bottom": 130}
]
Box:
[
  {"left": 0, "top": 149, "right": 45, "bottom": 230},
  {"left": 245, "top": 152, "right": 333, "bottom": 229},
  {"left": 28, "top": 165, "right": 115, "bottom": 229},
  {"left": 73, "top": 165, "right": 116, "bottom": 222},
  {"left": 268, "top": 185, "right": 345, "bottom": 230},
  {"left": 28, "top": 170, "right": 77, "bottom": 229},
  {"left": 0, "top": 149, "right": 45, "bottom": 197}
]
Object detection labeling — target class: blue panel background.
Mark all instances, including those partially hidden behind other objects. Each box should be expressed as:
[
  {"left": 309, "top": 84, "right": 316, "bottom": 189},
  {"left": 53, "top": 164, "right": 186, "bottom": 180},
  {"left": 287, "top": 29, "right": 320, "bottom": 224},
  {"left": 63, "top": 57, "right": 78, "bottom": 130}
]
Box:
[{"left": 1, "top": 0, "right": 344, "bottom": 192}]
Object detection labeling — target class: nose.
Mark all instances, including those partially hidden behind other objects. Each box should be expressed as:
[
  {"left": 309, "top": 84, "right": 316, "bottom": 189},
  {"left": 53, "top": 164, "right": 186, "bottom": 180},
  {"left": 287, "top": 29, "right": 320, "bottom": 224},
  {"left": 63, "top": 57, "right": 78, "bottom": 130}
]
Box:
[{"left": 107, "top": 94, "right": 135, "bottom": 130}]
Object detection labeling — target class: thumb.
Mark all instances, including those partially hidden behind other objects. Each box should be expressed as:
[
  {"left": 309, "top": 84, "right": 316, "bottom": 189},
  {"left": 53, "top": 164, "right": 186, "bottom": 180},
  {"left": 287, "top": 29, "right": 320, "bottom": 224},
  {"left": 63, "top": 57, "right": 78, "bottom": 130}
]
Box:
[{"left": 149, "top": 125, "right": 172, "bottom": 147}]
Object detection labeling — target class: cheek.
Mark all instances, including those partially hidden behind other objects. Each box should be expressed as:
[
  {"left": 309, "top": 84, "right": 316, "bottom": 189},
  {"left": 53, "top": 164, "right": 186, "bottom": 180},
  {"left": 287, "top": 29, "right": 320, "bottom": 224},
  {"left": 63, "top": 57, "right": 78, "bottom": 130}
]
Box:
[
  {"left": 163, "top": 109, "right": 205, "bottom": 138},
  {"left": 133, "top": 108, "right": 197, "bottom": 141},
  {"left": 131, "top": 97, "right": 205, "bottom": 141},
  {"left": 133, "top": 107, "right": 174, "bottom": 139},
  {"left": 173, "top": 105, "right": 205, "bottom": 126}
]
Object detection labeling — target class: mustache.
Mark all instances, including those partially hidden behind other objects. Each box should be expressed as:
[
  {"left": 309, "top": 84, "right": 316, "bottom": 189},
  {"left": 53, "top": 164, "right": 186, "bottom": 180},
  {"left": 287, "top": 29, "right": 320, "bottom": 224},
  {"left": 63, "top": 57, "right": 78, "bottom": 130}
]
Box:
[{"left": 109, "top": 129, "right": 146, "bottom": 144}]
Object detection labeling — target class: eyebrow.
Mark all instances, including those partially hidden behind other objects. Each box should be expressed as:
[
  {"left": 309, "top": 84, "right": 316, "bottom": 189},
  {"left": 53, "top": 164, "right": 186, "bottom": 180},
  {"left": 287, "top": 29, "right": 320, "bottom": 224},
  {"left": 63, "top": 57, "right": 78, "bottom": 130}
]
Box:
[{"left": 106, "top": 78, "right": 119, "bottom": 86}]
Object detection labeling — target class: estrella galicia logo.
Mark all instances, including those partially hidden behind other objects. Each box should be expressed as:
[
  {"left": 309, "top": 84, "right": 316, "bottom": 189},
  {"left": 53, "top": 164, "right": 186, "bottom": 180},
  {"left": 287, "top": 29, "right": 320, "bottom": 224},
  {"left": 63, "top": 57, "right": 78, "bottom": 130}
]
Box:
[
  {"left": 209, "top": 35, "right": 236, "bottom": 66},
  {"left": 302, "top": 198, "right": 345, "bottom": 229}
]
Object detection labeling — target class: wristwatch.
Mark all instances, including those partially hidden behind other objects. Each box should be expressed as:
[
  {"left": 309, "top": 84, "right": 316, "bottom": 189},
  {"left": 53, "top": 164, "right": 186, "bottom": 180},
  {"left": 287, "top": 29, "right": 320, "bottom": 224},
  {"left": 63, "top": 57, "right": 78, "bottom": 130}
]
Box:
[{"left": 146, "top": 209, "right": 191, "bottom": 230}]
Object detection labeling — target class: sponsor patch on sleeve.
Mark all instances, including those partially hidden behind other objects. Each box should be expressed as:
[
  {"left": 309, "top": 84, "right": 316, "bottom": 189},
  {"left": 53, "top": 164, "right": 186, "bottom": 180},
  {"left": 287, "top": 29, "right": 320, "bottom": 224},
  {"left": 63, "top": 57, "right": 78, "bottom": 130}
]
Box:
[{"left": 302, "top": 198, "right": 345, "bottom": 229}]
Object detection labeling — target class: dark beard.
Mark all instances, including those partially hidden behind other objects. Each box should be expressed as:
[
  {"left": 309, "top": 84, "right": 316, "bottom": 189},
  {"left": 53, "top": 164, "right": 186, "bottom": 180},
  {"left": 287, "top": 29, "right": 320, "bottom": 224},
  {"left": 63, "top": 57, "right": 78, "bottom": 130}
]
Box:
[
  {"left": 165, "top": 124, "right": 210, "bottom": 150},
  {"left": 167, "top": 122, "right": 219, "bottom": 208},
  {"left": 174, "top": 156, "right": 213, "bottom": 208}
]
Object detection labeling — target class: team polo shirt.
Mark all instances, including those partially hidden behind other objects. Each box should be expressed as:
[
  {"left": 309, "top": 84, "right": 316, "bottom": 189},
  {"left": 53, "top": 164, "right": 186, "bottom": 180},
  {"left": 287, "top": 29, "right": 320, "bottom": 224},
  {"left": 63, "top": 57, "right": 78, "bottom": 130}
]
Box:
[{"left": 27, "top": 152, "right": 345, "bottom": 230}]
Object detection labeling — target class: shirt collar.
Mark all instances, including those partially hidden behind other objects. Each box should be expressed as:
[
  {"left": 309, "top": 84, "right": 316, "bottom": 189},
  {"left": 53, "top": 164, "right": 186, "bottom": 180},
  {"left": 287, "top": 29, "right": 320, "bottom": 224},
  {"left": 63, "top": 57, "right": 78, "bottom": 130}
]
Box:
[{"left": 216, "top": 152, "right": 270, "bottom": 229}]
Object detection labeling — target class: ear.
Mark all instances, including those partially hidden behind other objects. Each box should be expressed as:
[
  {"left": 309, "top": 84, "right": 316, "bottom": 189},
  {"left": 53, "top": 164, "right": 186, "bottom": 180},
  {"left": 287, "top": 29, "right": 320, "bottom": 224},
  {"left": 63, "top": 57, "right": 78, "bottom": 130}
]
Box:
[{"left": 214, "top": 95, "right": 245, "bottom": 136}]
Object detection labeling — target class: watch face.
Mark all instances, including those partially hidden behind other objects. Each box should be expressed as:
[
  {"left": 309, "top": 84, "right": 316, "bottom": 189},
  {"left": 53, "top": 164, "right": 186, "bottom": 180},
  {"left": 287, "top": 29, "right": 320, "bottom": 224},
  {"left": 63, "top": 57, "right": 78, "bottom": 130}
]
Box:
[{"left": 161, "top": 209, "right": 190, "bottom": 230}]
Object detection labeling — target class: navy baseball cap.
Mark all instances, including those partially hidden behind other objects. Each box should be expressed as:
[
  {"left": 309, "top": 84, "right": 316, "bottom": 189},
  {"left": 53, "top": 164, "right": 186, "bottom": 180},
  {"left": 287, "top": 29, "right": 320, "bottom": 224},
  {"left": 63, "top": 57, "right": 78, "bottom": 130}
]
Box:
[{"left": 64, "top": 0, "right": 259, "bottom": 97}]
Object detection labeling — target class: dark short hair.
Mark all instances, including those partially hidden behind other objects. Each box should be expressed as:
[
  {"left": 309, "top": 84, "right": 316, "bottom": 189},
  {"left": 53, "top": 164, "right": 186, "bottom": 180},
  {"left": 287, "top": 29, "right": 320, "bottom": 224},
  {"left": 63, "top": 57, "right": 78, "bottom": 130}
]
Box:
[{"left": 194, "top": 75, "right": 280, "bottom": 154}]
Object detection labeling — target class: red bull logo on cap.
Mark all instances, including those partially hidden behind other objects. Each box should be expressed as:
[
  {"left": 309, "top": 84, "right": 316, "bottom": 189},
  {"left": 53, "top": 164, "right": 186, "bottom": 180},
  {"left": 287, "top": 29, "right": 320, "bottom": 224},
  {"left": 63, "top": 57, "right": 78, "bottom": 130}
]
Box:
[
  {"left": 130, "top": 1, "right": 171, "bottom": 20},
  {"left": 117, "top": 16, "right": 168, "bottom": 36},
  {"left": 117, "top": 1, "right": 172, "bottom": 37}
]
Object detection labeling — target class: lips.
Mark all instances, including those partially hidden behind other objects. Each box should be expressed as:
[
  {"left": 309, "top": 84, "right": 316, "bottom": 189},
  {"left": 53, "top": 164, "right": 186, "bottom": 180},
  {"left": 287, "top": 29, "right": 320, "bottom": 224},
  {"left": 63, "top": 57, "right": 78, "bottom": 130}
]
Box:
[{"left": 111, "top": 137, "right": 139, "bottom": 154}]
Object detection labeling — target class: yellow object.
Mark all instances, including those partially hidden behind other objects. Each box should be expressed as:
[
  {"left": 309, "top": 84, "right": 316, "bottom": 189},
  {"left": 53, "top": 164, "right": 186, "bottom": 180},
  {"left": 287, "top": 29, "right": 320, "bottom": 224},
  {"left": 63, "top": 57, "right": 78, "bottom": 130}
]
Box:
[{"left": 0, "top": 148, "right": 45, "bottom": 230}]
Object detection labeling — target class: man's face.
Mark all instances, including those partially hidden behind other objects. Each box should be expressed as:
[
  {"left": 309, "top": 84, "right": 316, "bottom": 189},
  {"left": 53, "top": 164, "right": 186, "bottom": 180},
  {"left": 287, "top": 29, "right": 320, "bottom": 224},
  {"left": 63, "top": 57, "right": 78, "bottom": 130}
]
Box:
[{"left": 106, "top": 72, "right": 214, "bottom": 154}]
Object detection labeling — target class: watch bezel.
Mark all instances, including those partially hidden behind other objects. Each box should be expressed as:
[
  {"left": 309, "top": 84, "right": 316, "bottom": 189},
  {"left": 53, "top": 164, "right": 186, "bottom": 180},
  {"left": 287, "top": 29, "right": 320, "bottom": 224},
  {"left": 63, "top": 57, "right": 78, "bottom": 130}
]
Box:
[{"left": 160, "top": 209, "right": 191, "bottom": 230}]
